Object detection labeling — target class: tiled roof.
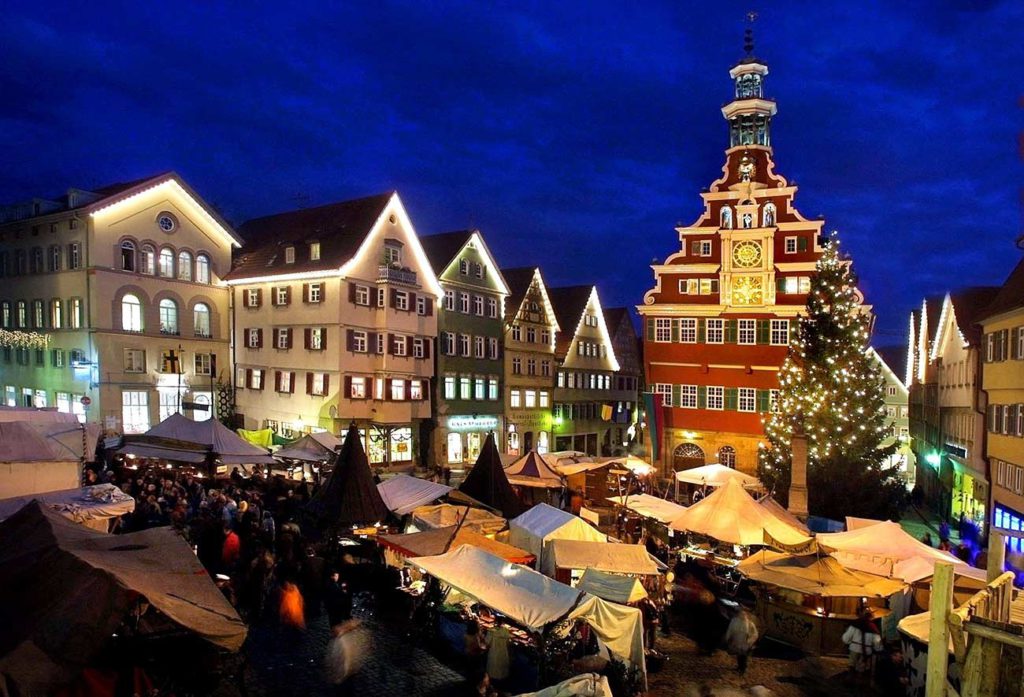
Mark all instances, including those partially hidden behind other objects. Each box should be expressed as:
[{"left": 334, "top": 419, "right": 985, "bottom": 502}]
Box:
[
  {"left": 226, "top": 192, "right": 393, "bottom": 281},
  {"left": 873, "top": 345, "right": 906, "bottom": 383},
  {"left": 419, "top": 230, "right": 474, "bottom": 275},
  {"left": 603, "top": 307, "right": 633, "bottom": 335},
  {"left": 981, "top": 256, "right": 1024, "bottom": 321},
  {"left": 547, "top": 285, "right": 595, "bottom": 357}
]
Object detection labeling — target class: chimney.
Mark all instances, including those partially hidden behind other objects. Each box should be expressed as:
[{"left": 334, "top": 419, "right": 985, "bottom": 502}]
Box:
[{"left": 788, "top": 429, "right": 809, "bottom": 520}]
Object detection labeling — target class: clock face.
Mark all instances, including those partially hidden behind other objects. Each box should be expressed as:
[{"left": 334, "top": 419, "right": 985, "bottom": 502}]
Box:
[
  {"left": 731, "top": 275, "right": 763, "bottom": 306},
  {"left": 732, "top": 240, "right": 762, "bottom": 268}
]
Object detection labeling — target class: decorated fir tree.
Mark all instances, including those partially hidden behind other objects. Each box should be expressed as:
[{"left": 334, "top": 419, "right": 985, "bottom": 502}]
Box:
[{"left": 757, "top": 233, "right": 903, "bottom": 521}]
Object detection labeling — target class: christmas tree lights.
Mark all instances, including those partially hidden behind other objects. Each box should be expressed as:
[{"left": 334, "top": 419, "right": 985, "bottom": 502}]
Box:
[{"left": 757, "top": 232, "right": 903, "bottom": 520}]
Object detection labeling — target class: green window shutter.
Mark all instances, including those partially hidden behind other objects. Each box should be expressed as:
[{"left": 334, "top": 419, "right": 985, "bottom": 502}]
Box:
[
  {"left": 672, "top": 385, "right": 682, "bottom": 408},
  {"left": 671, "top": 319, "right": 680, "bottom": 343},
  {"left": 757, "top": 320, "right": 770, "bottom": 344},
  {"left": 697, "top": 319, "right": 706, "bottom": 343},
  {"left": 646, "top": 318, "right": 655, "bottom": 341},
  {"left": 725, "top": 388, "right": 738, "bottom": 410},
  {"left": 797, "top": 236, "right": 808, "bottom": 252},
  {"left": 758, "top": 390, "right": 770, "bottom": 412},
  {"left": 725, "top": 320, "right": 737, "bottom": 343},
  {"left": 776, "top": 277, "right": 786, "bottom": 294},
  {"left": 697, "top": 385, "right": 707, "bottom": 409},
  {"left": 711, "top": 280, "right": 720, "bottom": 294}
]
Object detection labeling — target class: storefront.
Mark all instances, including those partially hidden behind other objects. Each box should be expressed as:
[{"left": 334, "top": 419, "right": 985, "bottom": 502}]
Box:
[
  {"left": 356, "top": 424, "right": 415, "bottom": 467},
  {"left": 442, "top": 414, "right": 500, "bottom": 466},
  {"left": 504, "top": 409, "right": 551, "bottom": 457}
]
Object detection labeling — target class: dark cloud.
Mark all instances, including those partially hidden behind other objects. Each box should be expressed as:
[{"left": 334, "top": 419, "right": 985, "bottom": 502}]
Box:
[{"left": 0, "top": 0, "right": 1020, "bottom": 339}]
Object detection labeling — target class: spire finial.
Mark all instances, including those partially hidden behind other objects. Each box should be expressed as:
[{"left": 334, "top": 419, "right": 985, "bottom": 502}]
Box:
[{"left": 744, "top": 11, "right": 757, "bottom": 56}]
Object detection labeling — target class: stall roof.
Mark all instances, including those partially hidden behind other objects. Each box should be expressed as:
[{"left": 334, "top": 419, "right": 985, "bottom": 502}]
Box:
[
  {"left": 118, "top": 443, "right": 208, "bottom": 464},
  {"left": 548, "top": 539, "right": 666, "bottom": 575},
  {"left": 0, "top": 422, "right": 69, "bottom": 462},
  {"left": 377, "top": 474, "right": 453, "bottom": 516},
  {"left": 307, "top": 424, "right": 388, "bottom": 527},
  {"left": 410, "top": 503, "right": 507, "bottom": 536},
  {"left": 675, "top": 463, "right": 762, "bottom": 489},
  {"left": 458, "top": 433, "right": 523, "bottom": 517},
  {"left": 118, "top": 413, "right": 276, "bottom": 465},
  {"left": 737, "top": 550, "right": 906, "bottom": 597},
  {"left": 378, "top": 525, "right": 534, "bottom": 564},
  {"left": 759, "top": 495, "right": 811, "bottom": 535},
  {"left": 576, "top": 568, "right": 648, "bottom": 604},
  {"left": 0, "top": 484, "right": 135, "bottom": 527},
  {"left": 669, "top": 478, "right": 814, "bottom": 550},
  {"left": 273, "top": 431, "right": 342, "bottom": 462},
  {"left": 0, "top": 502, "right": 246, "bottom": 694},
  {"left": 606, "top": 494, "right": 687, "bottom": 525},
  {"left": 505, "top": 451, "right": 564, "bottom": 489},
  {"left": 510, "top": 503, "right": 607, "bottom": 574}
]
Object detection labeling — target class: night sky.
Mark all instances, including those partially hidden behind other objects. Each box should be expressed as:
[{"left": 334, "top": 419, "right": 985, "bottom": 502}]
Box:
[{"left": 3, "top": 1, "right": 1021, "bottom": 344}]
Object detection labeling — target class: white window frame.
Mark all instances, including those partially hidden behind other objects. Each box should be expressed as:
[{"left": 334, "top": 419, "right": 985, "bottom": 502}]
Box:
[
  {"left": 246, "top": 328, "right": 260, "bottom": 348},
  {"left": 312, "top": 372, "right": 327, "bottom": 396},
  {"left": 279, "top": 370, "right": 293, "bottom": 393},
  {"left": 738, "top": 387, "right": 756, "bottom": 412},
  {"left": 460, "top": 377, "right": 471, "bottom": 400},
  {"left": 276, "top": 328, "right": 290, "bottom": 350},
  {"left": 487, "top": 297, "right": 498, "bottom": 318},
  {"left": 284, "top": 246, "right": 296, "bottom": 264},
  {"left": 488, "top": 379, "right": 499, "bottom": 401},
  {"left": 310, "top": 242, "right": 321, "bottom": 261},
  {"left": 474, "top": 336, "right": 485, "bottom": 358},
  {"left": 473, "top": 295, "right": 484, "bottom": 316},
  {"left": 525, "top": 390, "right": 537, "bottom": 408},
  {"left": 655, "top": 383, "right": 672, "bottom": 408},
  {"left": 707, "top": 386, "right": 724, "bottom": 410},
  {"left": 195, "top": 353, "right": 212, "bottom": 375},
  {"left": 246, "top": 289, "right": 259, "bottom": 307},
  {"left": 416, "top": 295, "right": 427, "bottom": 315},
  {"left": 706, "top": 318, "right": 724, "bottom": 344},
  {"left": 353, "top": 330, "right": 367, "bottom": 353},
  {"left": 308, "top": 283, "right": 323, "bottom": 303},
  {"left": 738, "top": 319, "right": 756, "bottom": 345},
  {"left": 348, "top": 376, "right": 365, "bottom": 399},
  {"left": 784, "top": 237, "right": 797, "bottom": 254},
  {"left": 680, "top": 384, "right": 697, "bottom": 409},
  {"left": 488, "top": 337, "right": 499, "bottom": 360},
  {"left": 654, "top": 318, "right": 671, "bottom": 343},
  {"left": 679, "top": 318, "right": 697, "bottom": 343},
  {"left": 770, "top": 319, "right": 790, "bottom": 346},
  {"left": 459, "top": 334, "right": 470, "bottom": 357},
  {"left": 459, "top": 292, "right": 470, "bottom": 314},
  {"left": 394, "top": 335, "right": 407, "bottom": 356},
  {"left": 444, "top": 332, "right": 456, "bottom": 356},
  {"left": 444, "top": 289, "right": 455, "bottom": 311},
  {"left": 474, "top": 378, "right": 485, "bottom": 401},
  {"left": 443, "top": 376, "right": 456, "bottom": 400},
  {"left": 700, "top": 240, "right": 712, "bottom": 256},
  {"left": 355, "top": 285, "right": 370, "bottom": 306},
  {"left": 510, "top": 389, "right": 522, "bottom": 408},
  {"left": 124, "top": 348, "right": 145, "bottom": 373},
  {"left": 413, "top": 338, "right": 425, "bottom": 358},
  {"left": 395, "top": 290, "right": 409, "bottom": 311}
]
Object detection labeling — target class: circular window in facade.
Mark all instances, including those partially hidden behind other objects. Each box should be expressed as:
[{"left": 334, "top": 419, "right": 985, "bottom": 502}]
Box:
[
  {"left": 732, "top": 240, "right": 762, "bottom": 268},
  {"left": 157, "top": 213, "right": 177, "bottom": 232}
]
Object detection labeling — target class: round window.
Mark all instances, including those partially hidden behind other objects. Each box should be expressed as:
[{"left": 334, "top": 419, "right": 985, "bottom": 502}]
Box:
[{"left": 157, "top": 214, "right": 177, "bottom": 232}]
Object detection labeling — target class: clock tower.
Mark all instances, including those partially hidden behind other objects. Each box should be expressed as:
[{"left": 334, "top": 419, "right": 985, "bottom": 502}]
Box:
[{"left": 638, "top": 30, "right": 826, "bottom": 477}]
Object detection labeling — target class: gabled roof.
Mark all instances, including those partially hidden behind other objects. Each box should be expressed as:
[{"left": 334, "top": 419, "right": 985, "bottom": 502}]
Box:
[
  {"left": 548, "top": 285, "right": 597, "bottom": 357},
  {"left": 226, "top": 191, "right": 394, "bottom": 281},
  {"left": 502, "top": 266, "right": 559, "bottom": 330},
  {"left": 603, "top": 307, "right": 633, "bottom": 335},
  {"left": 872, "top": 345, "right": 907, "bottom": 385},
  {"left": 982, "top": 256, "right": 1024, "bottom": 321},
  {"left": 420, "top": 230, "right": 475, "bottom": 275},
  {"left": 933, "top": 287, "right": 1000, "bottom": 354}
]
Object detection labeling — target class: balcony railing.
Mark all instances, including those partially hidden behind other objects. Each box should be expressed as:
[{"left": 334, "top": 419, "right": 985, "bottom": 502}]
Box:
[{"left": 377, "top": 264, "right": 417, "bottom": 286}]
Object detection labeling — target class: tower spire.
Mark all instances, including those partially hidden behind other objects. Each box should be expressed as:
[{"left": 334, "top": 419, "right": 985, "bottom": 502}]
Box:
[
  {"left": 744, "top": 11, "right": 757, "bottom": 58},
  {"left": 722, "top": 13, "right": 775, "bottom": 149}
]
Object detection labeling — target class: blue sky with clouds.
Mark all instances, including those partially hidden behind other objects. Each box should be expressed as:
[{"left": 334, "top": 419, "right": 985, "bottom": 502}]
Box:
[{"left": 2, "top": 1, "right": 1020, "bottom": 344}]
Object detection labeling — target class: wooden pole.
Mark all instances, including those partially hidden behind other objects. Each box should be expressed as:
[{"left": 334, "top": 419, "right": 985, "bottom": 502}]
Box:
[
  {"left": 987, "top": 530, "right": 1006, "bottom": 584},
  {"left": 925, "top": 561, "right": 955, "bottom": 697}
]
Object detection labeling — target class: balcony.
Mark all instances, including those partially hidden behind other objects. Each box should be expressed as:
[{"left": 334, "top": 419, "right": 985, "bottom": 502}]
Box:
[{"left": 377, "top": 264, "right": 417, "bottom": 286}]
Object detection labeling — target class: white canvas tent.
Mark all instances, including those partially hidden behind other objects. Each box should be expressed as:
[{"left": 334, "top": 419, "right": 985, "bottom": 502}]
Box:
[
  {"left": 504, "top": 451, "right": 564, "bottom": 489},
  {"left": 509, "top": 503, "right": 607, "bottom": 574},
  {"left": 518, "top": 672, "right": 612, "bottom": 697},
  {"left": 576, "top": 568, "right": 649, "bottom": 604},
  {"left": 816, "top": 520, "right": 986, "bottom": 583},
  {"left": 410, "top": 545, "right": 645, "bottom": 679},
  {"left": 377, "top": 474, "right": 452, "bottom": 516},
  {"left": 759, "top": 494, "right": 811, "bottom": 535},
  {"left": 409, "top": 503, "right": 506, "bottom": 536},
  {"left": 674, "top": 463, "right": 762, "bottom": 494},
  {"left": 0, "top": 484, "right": 135, "bottom": 531},
  {"left": 606, "top": 494, "right": 687, "bottom": 525},
  {"left": 548, "top": 539, "right": 666, "bottom": 577},
  {"left": 272, "top": 431, "right": 342, "bottom": 462},
  {"left": 669, "top": 478, "right": 814, "bottom": 551},
  {"left": 117, "top": 413, "right": 277, "bottom": 467},
  {"left": 0, "top": 421, "right": 97, "bottom": 497}
]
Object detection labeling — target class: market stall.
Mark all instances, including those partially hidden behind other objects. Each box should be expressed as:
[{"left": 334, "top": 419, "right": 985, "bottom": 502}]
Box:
[
  {"left": 271, "top": 431, "right": 342, "bottom": 480},
  {"left": 576, "top": 568, "right": 650, "bottom": 604},
  {"left": 606, "top": 494, "right": 686, "bottom": 526},
  {"left": 505, "top": 451, "right": 564, "bottom": 507},
  {"left": 0, "top": 483, "right": 135, "bottom": 532},
  {"left": 377, "top": 474, "right": 452, "bottom": 516},
  {"left": 306, "top": 424, "right": 389, "bottom": 531},
  {"left": 547, "top": 539, "right": 666, "bottom": 586},
  {"left": 0, "top": 421, "right": 94, "bottom": 497},
  {"left": 509, "top": 503, "right": 608, "bottom": 574},
  {"left": 408, "top": 503, "right": 507, "bottom": 536},
  {"left": 737, "top": 549, "right": 906, "bottom": 655},
  {"left": 673, "top": 463, "right": 761, "bottom": 503},
  {"left": 378, "top": 525, "right": 534, "bottom": 566}
]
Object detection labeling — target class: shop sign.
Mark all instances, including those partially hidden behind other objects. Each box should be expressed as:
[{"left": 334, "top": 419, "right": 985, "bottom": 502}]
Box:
[
  {"left": 448, "top": 415, "right": 499, "bottom": 431},
  {"left": 506, "top": 411, "right": 551, "bottom": 429}
]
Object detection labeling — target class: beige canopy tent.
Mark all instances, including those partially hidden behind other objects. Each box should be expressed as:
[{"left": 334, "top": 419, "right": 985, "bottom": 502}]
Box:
[
  {"left": 504, "top": 451, "right": 564, "bottom": 489},
  {"left": 0, "top": 502, "right": 246, "bottom": 695},
  {"left": 548, "top": 539, "right": 666, "bottom": 578},
  {"left": 759, "top": 494, "right": 811, "bottom": 535},
  {"left": 410, "top": 544, "right": 646, "bottom": 682},
  {"left": 674, "top": 464, "right": 762, "bottom": 501},
  {"left": 576, "top": 568, "right": 649, "bottom": 604},
  {"left": 0, "top": 484, "right": 135, "bottom": 532},
  {"left": 606, "top": 494, "right": 687, "bottom": 525},
  {"left": 377, "top": 474, "right": 452, "bottom": 516},
  {"left": 409, "top": 503, "right": 507, "bottom": 536},
  {"left": 272, "top": 431, "right": 342, "bottom": 462},
  {"left": 737, "top": 550, "right": 906, "bottom": 598},
  {"left": 0, "top": 421, "right": 92, "bottom": 497},
  {"left": 378, "top": 525, "right": 534, "bottom": 565},
  {"left": 117, "top": 413, "right": 277, "bottom": 468},
  {"left": 599, "top": 455, "right": 656, "bottom": 477},
  {"left": 518, "top": 673, "right": 612, "bottom": 697},
  {"left": 668, "top": 478, "right": 814, "bottom": 551},
  {"left": 509, "top": 503, "right": 607, "bottom": 574}
]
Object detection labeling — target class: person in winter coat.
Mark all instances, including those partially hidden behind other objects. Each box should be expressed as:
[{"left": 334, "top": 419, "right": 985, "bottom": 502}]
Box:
[{"left": 723, "top": 603, "right": 759, "bottom": 674}]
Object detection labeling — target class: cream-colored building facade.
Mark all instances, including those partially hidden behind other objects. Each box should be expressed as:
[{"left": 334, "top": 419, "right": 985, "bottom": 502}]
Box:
[{"left": 0, "top": 173, "right": 239, "bottom": 433}]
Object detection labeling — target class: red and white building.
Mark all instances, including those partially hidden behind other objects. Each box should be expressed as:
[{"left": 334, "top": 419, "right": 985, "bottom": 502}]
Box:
[{"left": 638, "top": 48, "right": 826, "bottom": 476}]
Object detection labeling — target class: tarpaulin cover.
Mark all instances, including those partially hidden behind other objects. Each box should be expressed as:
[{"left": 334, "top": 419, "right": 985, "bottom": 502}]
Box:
[
  {"left": 0, "top": 502, "right": 246, "bottom": 695},
  {"left": 307, "top": 424, "right": 388, "bottom": 527},
  {"left": 567, "top": 594, "right": 647, "bottom": 679},
  {"left": 759, "top": 494, "right": 811, "bottom": 535},
  {"left": 378, "top": 525, "right": 534, "bottom": 564},
  {"left": 606, "top": 494, "right": 687, "bottom": 524},
  {"left": 504, "top": 451, "right": 564, "bottom": 489},
  {"left": 548, "top": 539, "right": 666, "bottom": 576},
  {"left": 273, "top": 431, "right": 342, "bottom": 462},
  {"left": 516, "top": 672, "right": 612, "bottom": 697},
  {"left": 816, "top": 520, "right": 984, "bottom": 583},
  {"left": 119, "top": 413, "right": 276, "bottom": 465},
  {"left": 674, "top": 463, "right": 762, "bottom": 489},
  {"left": 117, "top": 443, "right": 208, "bottom": 464},
  {"left": 576, "top": 568, "right": 649, "bottom": 604},
  {"left": 459, "top": 433, "right": 523, "bottom": 517},
  {"left": 237, "top": 427, "right": 275, "bottom": 449},
  {"left": 377, "top": 474, "right": 452, "bottom": 516},
  {"left": 0, "top": 422, "right": 72, "bottom": 462},
  {"left": 509, "top": 503, "right": 607, "bottom": 574},
  {"left": 669, "top": 478, "right": 814, "bottom": 550},
  {"left": 410, "top": 504, "right": 507, "bottom": 536},
  {"left": 0, "top": 484, "right": 135, "bottom": 530},
  {"left": 737, "top": 550, "right": 906, "bottom": 597}
]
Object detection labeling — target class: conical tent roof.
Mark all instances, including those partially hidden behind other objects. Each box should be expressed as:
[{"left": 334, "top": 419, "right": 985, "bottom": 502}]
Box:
[
  {"left": 307, "top": 424, "right": 388, "bottom": 527},
  {"left": 273, "top": 431, "right": 342, "bottom": 462},
  {"left": 505, "top": 450, "right": 564, "bottom": 489},
  {"left": 458, "top": 433, "right": 523, "bottom": 517},
  {"left": 737, "top": 550, "right": 906, "bottom": 597},
  {"left": 119, "top": 413, "right": 276, "bottom": 465}
]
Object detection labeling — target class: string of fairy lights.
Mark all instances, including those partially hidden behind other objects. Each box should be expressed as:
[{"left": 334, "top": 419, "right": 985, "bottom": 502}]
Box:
[{"left": 0, "top": 329, "right": 50, "bottom": 349}]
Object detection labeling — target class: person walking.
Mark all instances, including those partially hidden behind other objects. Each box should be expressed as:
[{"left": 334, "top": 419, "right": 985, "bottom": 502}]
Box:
[
  {"left": 723, "top": 603, "right": 759, "bottom": 675},
  {"left": 324, "top": 571, "right": 353, "bottom": 627},
  {"left": 842, "top": 610, "right": 882, "bottom": 677}
]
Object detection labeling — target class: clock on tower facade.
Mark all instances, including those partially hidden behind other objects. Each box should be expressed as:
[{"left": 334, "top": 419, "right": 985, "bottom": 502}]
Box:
[{"left": 638, "top": 36, "right": 826, "bottom": 477}]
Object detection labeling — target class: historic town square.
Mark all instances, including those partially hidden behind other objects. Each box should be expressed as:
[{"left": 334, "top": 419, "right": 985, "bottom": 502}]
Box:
[{"left": 0, "top": 3, "right": 1021, "bottom": 696}]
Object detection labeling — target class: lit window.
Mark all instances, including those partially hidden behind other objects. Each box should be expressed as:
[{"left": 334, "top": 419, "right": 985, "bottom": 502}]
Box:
[
  {"left": 194, "top": 303, "right": 211, "bottom": 337},
  {"left": 158, "top": 298, "right": 178, "bottom": 334},
  {"left": 474, "top": 378, "right": 485, "bottom": 401},
  {"left": 680, "top": 385, "right": 697, "bottom": 409},
  {"left": 124, "top": 349, "right": 145, "bottom": 373},
  {"left": 539, "top": 391, "right": 550, "bottom": 408},
  {"left": 250, "top": 369, "right": 264, "bottom": 390},
  {"left": 707, "top": 386, "right": 724, "bottom": 410},
  {"left": 510, "top": 389, "right": 522, "bottom": 408},
  {"left": 444, "top": 376, "right": 456, "bottom": 400},
  {"left": 196, "top": 255, "right": 211, "bottom": 283},
  {"left": 285, "top": 246, "right": 295, "bottom": 264},
  {"left": 410, "top": 380, "right": 423, "bottom": 400},
  {"left": 488, "top": 379, "right": 499, "bottom": 401},
  {"left": 121, "top": 294, "right": 143, "bottom": 332},
  {"left": 177, "top": 251, "right": 192, "bottom": 281},
  {"left": 310, "top": 242, "right": 320, "bottom": 261},
  {"left": 50, "top": 299, "right": 63, "bottom": 329},
  {"left": 525, "top": 390, "right": 537, "bottom": 408},
  {"left": 121, "top": 390, "right": 150, "bottom": 434},
  {"left": 311, "top": 372, "right": 327, "bottom": 396},
  {"left": 158, "top": 248, "right": 174, "bottom": 277},
  {"left": 278, "top": 370, "right": 292, "bottom": 392},
  {"left": 351, "top": 376, "right": 366, "bottom": 399},
  {"left": 655, "top": 383, "right": 672, "bottom": 407},
  {"left": 140, "top": 245, "right": 155, "bottom": 274},
  {"left": 460, "top": 377, "right": 471, "bottom": 400}
]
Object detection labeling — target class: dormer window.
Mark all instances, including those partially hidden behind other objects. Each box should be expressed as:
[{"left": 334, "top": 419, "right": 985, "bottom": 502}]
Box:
[
  {"left": 284, "top": 246, "right": 296, "bottom": 264},
  {"left": 309, "top": 241, "right": 320, "bottom": 261},
  {"left": 384, "top": 244, "right": 401, "bottom": 265}
]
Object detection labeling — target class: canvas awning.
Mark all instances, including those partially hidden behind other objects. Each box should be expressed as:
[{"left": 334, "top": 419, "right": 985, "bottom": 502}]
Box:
[
  {"left": 273, "top": 431, "right": 342, "bottom": 462},
  {"left": 599, "top": 456, "right": 656, "bottom": 477},
  {"left": 410, "top": 503, "right": 507, "bottom": 536},
  {"left": 669, "top": 478, "right": 815, "bottom": 551},
  {"left": 576, "top": 568, "right": 649, "bottom": 604},
  {"left": 737, "top": 550, "right": 907, "bottom": 597},
  {"left": 759, "top": 494, "right": 811, "bottom": 535},
  {"left": 378, "top": 525, "right": 534, "bottom": 565},
  {"left": 118, "top": 443, "right": 208, "bottom": 464},
  {"left": 509, "top": 503, "right": 607, "bottom": 574},
  {"left": 505, "top": 451, "right": 564, "bottom": 489},
  {"left": 549, "top": 539, "right": 666, "bottom": 575},
  {"left": 117, "top": 413, "right": 276, "bottom": 465},
  {"left": 0, "top": 502, "right": 246, "bottom": 695},
  {"left": 0, "top": 484, "right": 135, "bottom": 531},
  {"left": 377, "top": 474, "right": 452, "bottom": 516},
  {"left": 674, "top": 463, "right": 762, "bottom": 489},
  {"left": 606, "top": 494, "right": 687, "bottom": 525}
]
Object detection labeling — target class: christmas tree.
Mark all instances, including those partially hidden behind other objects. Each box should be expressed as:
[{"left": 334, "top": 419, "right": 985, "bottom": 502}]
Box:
[{"left": 758, "top": 233, "right": 903, "bottom": 520}]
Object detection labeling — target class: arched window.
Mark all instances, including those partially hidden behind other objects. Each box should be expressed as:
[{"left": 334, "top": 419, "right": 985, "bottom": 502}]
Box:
[
  {"left": 120, "top": 241, "right": 136, "bottom": 272},
  {"left": 158, "top": 248, "right": 174, "bottom": 277},
  {"left": 121, "top": 294, "right": 143, "bottom": 332},
  {"left": 196, "top": 254, "right": 211, "bottom": 284},
  {"left": 177, "top": 251, "right": 192, "bottom": 281},
  {"left": 720, "top": 206, "right": 733, "bottom": 230},
  {"left": 762, "top": 202, "right": 776, "bottom": 227},
  {"left": 718, "top": 445, "right": 737, "bottom": 468},
  {"left": 159, "top": 298, "right": 178, "bottom": 335},
  {"left": 193, "top": 302, "right": 211, "bottom": 337},
  {"left": 140, "top": 245, "right": 155, "bottom": 275}
]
